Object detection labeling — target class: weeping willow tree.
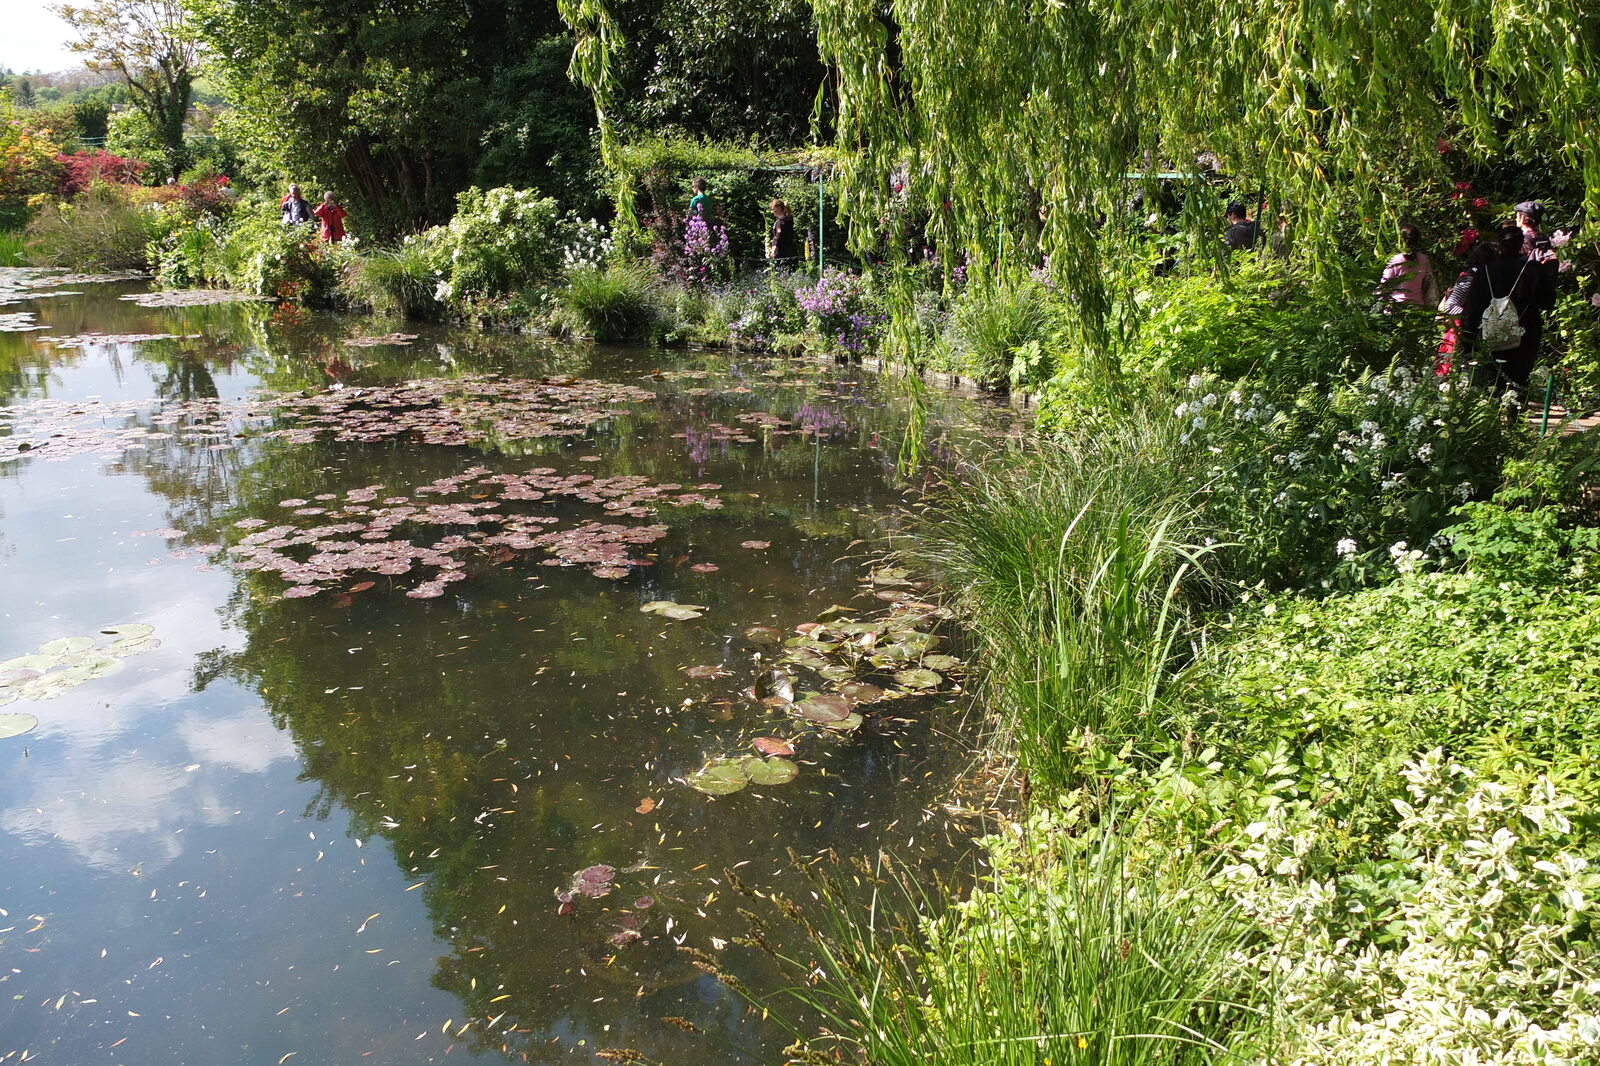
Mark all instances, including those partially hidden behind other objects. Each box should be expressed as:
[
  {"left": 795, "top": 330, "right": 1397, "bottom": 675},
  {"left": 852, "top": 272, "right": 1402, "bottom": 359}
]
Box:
[{"left": 564, "top": 0, "right": 1599, "bottom": 350}]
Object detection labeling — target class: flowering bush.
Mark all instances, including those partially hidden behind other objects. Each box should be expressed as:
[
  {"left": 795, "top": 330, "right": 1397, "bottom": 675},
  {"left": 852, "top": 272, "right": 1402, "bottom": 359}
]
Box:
[
  {"left": 0, "top": 110, "right": 64, "bottom": 227},
  {"left": 426, "top": 185, "right": 570, "bottom": 306},
  {"left": 795, "top": 268, "right": 883, "bottom": 355},
  {"left": 679, "top": 214, "right": 730, "bottom": 286},
  {"left": 1175, "top": 361, "right": 1516, "bottom": 587},
  {"left": 729, "top": 269, "right": 805, "bottom": 346}
]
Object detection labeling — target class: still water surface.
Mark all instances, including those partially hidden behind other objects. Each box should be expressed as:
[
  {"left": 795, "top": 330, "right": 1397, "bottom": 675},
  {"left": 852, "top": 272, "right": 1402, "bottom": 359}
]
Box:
[{"left": 0, "top": 274, "right": 1004, "bottom": 1065}]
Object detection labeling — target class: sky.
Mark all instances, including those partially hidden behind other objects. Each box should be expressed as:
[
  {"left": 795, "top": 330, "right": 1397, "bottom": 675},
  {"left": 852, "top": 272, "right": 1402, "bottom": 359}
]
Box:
[{"left": 3, "top": 2, "right": 86, "bottom": 75}]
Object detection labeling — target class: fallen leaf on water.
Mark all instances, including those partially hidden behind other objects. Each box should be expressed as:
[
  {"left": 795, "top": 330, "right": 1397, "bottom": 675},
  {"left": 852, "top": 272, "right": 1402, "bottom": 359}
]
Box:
[{"left": 636, "top": 797, "right": 656, "bottom": 814}]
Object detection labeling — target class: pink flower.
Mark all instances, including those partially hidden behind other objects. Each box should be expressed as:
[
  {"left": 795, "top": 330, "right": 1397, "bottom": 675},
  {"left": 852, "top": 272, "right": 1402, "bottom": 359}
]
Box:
[
  {"left": 1437, "top": 138, "right": 1452, "bottom": 154},
  {"left": 1471, "top": 197, "right": 1489, "bottom": 209},
  {"left": 1454, "top": 180, "right": 1472, "bottom": 192}
]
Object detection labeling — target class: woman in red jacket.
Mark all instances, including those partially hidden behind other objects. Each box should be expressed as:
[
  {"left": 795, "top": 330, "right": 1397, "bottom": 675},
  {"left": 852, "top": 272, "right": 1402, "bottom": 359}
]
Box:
[{"left": 312, "top": 192, "right": 347, "bottom": 243}]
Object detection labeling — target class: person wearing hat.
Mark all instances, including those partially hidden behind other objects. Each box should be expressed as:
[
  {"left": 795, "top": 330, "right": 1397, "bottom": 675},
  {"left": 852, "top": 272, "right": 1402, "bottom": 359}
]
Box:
[{"left": 1223, "top": 202, "right": 1261, "bottom": 251}]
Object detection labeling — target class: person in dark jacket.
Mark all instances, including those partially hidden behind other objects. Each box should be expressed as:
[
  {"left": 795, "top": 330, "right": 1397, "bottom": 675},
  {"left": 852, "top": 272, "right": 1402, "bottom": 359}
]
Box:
[
  {"left": 768, "top": 199, "right": 798, "bottom": 266},
  {"left": 1222, "top": 202, "right": 1260, "bottom": 251},
  {"left": 1447, "top": 227, "right": 1551, "bottom": 393},
  {"left": 281, "top": 184, "right": 313, "bottom": 226}
]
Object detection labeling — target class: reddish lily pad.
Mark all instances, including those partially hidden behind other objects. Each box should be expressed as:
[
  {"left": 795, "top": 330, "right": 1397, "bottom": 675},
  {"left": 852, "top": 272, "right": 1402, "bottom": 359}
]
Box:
[
  {"left": 743, "top": 625, "right": 784, "bottom": 646},
  {"left": 752, "top": 737, "right": 795, "bottom": 757}
]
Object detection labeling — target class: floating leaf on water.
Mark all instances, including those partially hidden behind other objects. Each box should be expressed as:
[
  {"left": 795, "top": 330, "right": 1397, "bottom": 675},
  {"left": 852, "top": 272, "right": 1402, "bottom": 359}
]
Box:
[
  {"left": 636, "top": 797, "right": 656, "bottom": 814},
  {"left": 868, "top": 567, "right": 912, "bottom": 586},
  {"left": 633, "top": 896, "right": 656, "bottom": 910},
  {"left": 107, "top": 637, "right": 160, "bottom": 656},
  {"left": 59, "top": 654, "right": 125, "bottom": 683},
  {"left": 794, "top": 622, "right": 829, "bottom": 638},
  {"left": 819, "top": 713, "right": 864, "bottom": 733},
  {"left": 887, "top": 631, "right": 941, "bottom": 653},
  {"left": 740, "top": 540, "right": 771, "bottom": 550},
  {"left": 873, "top": 643, "right": 920, "bottom": 662},
  {"left": 348, "top": 581, "right": 376, "bottom": 593},
  {"left": 0, "top": 691, "right": 16, "bottom": 709},
  {"left": 0, "top": 712, "right": 39, "bottom": 740},
  {"left": 742, "top": 626, "right": 783, "bottom": 646},
  {"left": 640, "top": 601, "right": 678, "bottom": 614},
  {"left": 689, "top": 563, "right": 719, "bottom": 573},
  {"left": 99, "top": 623, "right": 154, "bottom": 640},
  {"left": 574, "top": 864, "right": 617, "bottom": 898},
  {"left": 740, "top": 756, "right": 799, "bottom": 786},
  {"left": 815, "top": 604, "right": 857, "bottom": 621},
  {"left": 834, "top": 621, "right": 885, "bottom": 637},
  {"left": 0, "top": 654, "right": 59, "bottom": 673},
  {"left": 894, "top": 667, "right": 942, "bottom": 690},
  {"left": 683, "top": 664, "right": 729, "bottom": 680},
  {"left": 816, "top": 663, "right": 854, "bottom": 681},
  {"left": 838, "top": 682, "right": 886, "bottom": 703},
  {"left": 922, "top": 654, "right": 963, "bottom": 672},
  {"left": 659, "top": 605, "right": 705, "bottom": 620},
  {"left": 609, "top": 929, "right": 642, "bottom": 947},
  {"left": 752, "top": 737, "right": 795, "bottom": 757},
  {"left": 793, "top": 695, "right": 852, "bottom": 723},
  {"left": 39, "top": 636, "right": 95, "bottom": 657},
  {"left": 689, "top": 758, "right": 750, "bottom": 796}
]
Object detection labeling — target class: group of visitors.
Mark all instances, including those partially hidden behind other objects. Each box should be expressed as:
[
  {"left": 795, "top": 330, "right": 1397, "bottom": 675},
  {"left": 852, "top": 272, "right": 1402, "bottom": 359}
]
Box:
[
  {"left": 1224, "top": 196, "right": 1563, "bottom": 398},
  {"left": 686, "top": 178, "right": 801, "bottom": 267},
  {"left": 280, "top": 183, "right": 348, "bottom": 243},
  {"left": 1376, "top": 202, "right": 1559, "bottom": 395}
]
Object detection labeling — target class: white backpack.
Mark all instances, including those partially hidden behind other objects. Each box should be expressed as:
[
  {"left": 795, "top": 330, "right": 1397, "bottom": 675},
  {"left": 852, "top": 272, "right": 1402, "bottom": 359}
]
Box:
[{"left": 1481, "top": 263, "right": 1528, "bottom": 352}]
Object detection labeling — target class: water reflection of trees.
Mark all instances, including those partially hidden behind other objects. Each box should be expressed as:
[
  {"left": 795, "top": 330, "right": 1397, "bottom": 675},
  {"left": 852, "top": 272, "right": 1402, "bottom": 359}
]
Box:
[{"left": 105, "top": 335, "right": 989, "bottom": 1064}]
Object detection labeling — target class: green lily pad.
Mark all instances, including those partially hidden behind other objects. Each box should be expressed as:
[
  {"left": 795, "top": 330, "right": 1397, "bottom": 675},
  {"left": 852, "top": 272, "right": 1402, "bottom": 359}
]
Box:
[
  {"left": 0, "top": 691, "right": 16, "bottom": 709},
  {"left": 834, "top": 621, "right": 886, "bottom": 637},
  {"left": 740, "top": 756, "right": 799, "bottom": 786},
  {"left": 0, "top": 654, "right": 59, "bottom": 673},
  {"left": 658, "top": 606, "right": 706, "bottom": 620},
  {"left": 868, "top": 567, "right": 911, "bottom": 586},
  {"left": 816, "top": 663, "right": 855, "bottom": 681},
  {"left": 838, "top": 681, "right": 886, "bottom": 703},
  {"left": 743, "top": 625, "right": 784, "bottom": 645},
  {"left": 640, "top": 601, "right": 678, "bottom": 613},
  {"left": 873, "top": 643, "right": 920, "bottom": 662},
  {"left": 40, "top": 636, "right": 95, "bottom": 657},
  {"left": 887, "top": 631, "right": 941, "bottom": 652},
  {"left": 107, "top": 637, "right": 161, "bottom": 656},
  {"left": 819, "top": 712, "right": 864, "bottom": 733},
  {"left": 689, "top": 758, "right": 751, "bottom": 795},
  {"left": 0, "top": 712, "right": 38, "bottom": 740},
  {"left": 922, "top": 654, "right": 963, "bottom": 672},
  {"left": 99, "top": 623, "right": 154, "bottom": 640},
  {"left": 893, "top": 667, "right": 942, "bottom": 690}
]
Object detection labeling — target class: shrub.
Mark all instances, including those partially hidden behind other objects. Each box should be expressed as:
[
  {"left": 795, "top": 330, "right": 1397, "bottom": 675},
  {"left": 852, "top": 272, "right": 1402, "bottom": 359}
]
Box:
[
  {"left": 944, "top": 277, "right": 1063, "bottom": 387},
  {"left": 429, "top": 186, "right": 569, "bottom": 306},
  {"left": 214, "top": 200, "right": 338, "bottom": 303},
  {"left": 1172, "top": 360, "right": 1517, "bottom": 588},
  {"left": 554, "top": 261, "right": 660, "bottom": 341},
  {"left": 24, "top": 183, "right": 154, "bottom": 270},
  {"left": 729, "top": 269, "right": 806, "bottom": 346},
  {"left": 54, "top": 151, "right": 147, "bottom": 196}
]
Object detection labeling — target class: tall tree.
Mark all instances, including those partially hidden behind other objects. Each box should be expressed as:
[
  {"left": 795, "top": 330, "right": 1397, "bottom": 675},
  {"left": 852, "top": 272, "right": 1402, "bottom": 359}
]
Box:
[{"left": 54, "top": 0, "right": 199, "bottom": 179}]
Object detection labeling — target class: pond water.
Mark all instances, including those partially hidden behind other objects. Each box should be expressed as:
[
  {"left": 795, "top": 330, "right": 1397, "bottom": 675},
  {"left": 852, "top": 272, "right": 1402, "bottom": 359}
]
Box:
[{"left": 0, "top": 272, "right": 1009, "bottom": 1065}]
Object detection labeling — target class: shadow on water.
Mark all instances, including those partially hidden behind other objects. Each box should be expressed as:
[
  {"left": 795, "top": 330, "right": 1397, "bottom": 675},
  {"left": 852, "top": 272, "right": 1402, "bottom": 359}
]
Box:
[{"left": 0, "top": 273, "right": 1015, "bottom": 1065}]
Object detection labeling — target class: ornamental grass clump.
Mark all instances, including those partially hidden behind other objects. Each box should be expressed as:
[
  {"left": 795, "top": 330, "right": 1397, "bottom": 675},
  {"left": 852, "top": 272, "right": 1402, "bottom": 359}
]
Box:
[
  {"left": 337, "top": 236, "right": 442, "bottom": 319},
  {"left": 556, "top": 260, "right": 660, "bottom": 341},
  {"left": 907, "top": 402, "right": 1211, "bottom": 790},
  {"left": 737, "top": 818, "right": 1268, "bottom": 1066}
]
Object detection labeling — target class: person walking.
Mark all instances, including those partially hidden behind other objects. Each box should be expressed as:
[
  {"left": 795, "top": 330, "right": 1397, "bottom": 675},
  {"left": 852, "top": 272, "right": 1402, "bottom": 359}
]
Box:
[
  {"left": 1376, "top": 222, "right": 1439, "bottom": 308},
  {"left": 312, "top": 191, "right": 348, "bottom": 243},
  {"left": 281, "top": 183, "right": 313, "bottom": 226},
  {"left": 767, "top": 199, "right": 798, "bottom": 266}
]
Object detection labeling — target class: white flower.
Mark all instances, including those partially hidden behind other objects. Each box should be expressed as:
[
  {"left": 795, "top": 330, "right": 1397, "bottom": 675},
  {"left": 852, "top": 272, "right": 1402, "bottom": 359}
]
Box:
[
  {"left": 1175, "top": 402, "right": 1190, "bottom": 418},
  {"left": 1389, "top": 541, "right": 1409, "bottom": 558},
  {"left": 1417, "top": 443, "right": 1435, "bottom": 462},
  {"left": 1188, "top": 374, "right": 1203, "bottom": 388},
  {"left": 1202, "top": 392, "right": 1219, "bottom": 407},
  {"left": 1336, "top": 538, "right": 1358, "bottom": 557},
  {"left": 1456, "top": 481, "right": 1475, "bottom": 501}
]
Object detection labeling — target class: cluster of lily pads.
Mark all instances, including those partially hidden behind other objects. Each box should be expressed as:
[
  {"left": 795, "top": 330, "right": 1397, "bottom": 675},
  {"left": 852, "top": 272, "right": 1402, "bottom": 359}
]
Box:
[
  {"left": 682, "top": 566, "right": 964, "bottom": 796},
  {"left": 226, "top": 466, "right": 723, "bottom": 598},
  {"left": 0, "top": 624, "right": 160, "bottom": 740},
  {"left": 118, "top": 289, "right": 262, "bottom": 308},
  {"left": 253, "top": 375, "right": 656, "bottom": 448}
]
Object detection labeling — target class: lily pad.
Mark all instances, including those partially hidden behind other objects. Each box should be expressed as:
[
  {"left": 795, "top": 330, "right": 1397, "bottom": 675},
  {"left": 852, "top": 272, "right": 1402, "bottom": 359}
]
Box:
[
  {"left": 922, "top": 654, "right": 963, "bottom": 672},
  {"left": 0, "top": 654, "right": 58, "bottom": 673},
  {"left": 0, "top": 712, "right": 38, "bottom": 740},
  {"left": 99, "top": 623, "right": 154, "bottom": 640},
  {"left": 819, "top": 713, "right": 864, "bottom": 733},
  {"left": 752, "top": 736, "right": 795, "bottom": 756},
  {"left": 838, "top": 681, "right": 886, "bottom": 703},
  {"left": 574, "top": 864, "right": 617, "bottom": 898},
  {"left": 689, "top": 758, "right": 751, "bottom": 795},
  {"left": 740, "top": 756, "right": 799, "bottom": 786},
  {"left": 742, "top": 625, "right": 784, "bottom": 646},
  {"left": 659, "top": 605, "right": 706, "bottom": 620},
  {"left": 893, "top": 667, "right": 942, "bottom": 690},
  {"left": 684, "top": 664, "right": 730, "bottom": 680},
  {"left": 39, "top": 636, "right": 95, "bottom": 657},
  {"left": 793, "top": 694, "right": 853, "bottom": 723},
  {"left": 107, "top": 637, "right": 161, "bottom": 656}
]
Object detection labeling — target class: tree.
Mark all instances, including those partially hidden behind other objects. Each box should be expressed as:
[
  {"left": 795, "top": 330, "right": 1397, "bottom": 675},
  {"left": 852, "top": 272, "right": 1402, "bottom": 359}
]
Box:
[{"left": 54, "top": 0, "right": 199, "bottom": 179}]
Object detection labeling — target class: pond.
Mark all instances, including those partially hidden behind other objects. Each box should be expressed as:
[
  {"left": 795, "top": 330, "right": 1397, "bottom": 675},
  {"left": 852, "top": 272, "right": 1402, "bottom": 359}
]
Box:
[{"left": 0, "top": 271, "right": 1012, "bottom": 1065}]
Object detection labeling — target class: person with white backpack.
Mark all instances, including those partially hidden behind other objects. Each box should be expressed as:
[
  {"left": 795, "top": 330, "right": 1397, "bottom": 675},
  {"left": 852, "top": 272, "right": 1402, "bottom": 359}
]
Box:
[{"left": 1439, "top": 227, "right": 1551, "bottom": 395}]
